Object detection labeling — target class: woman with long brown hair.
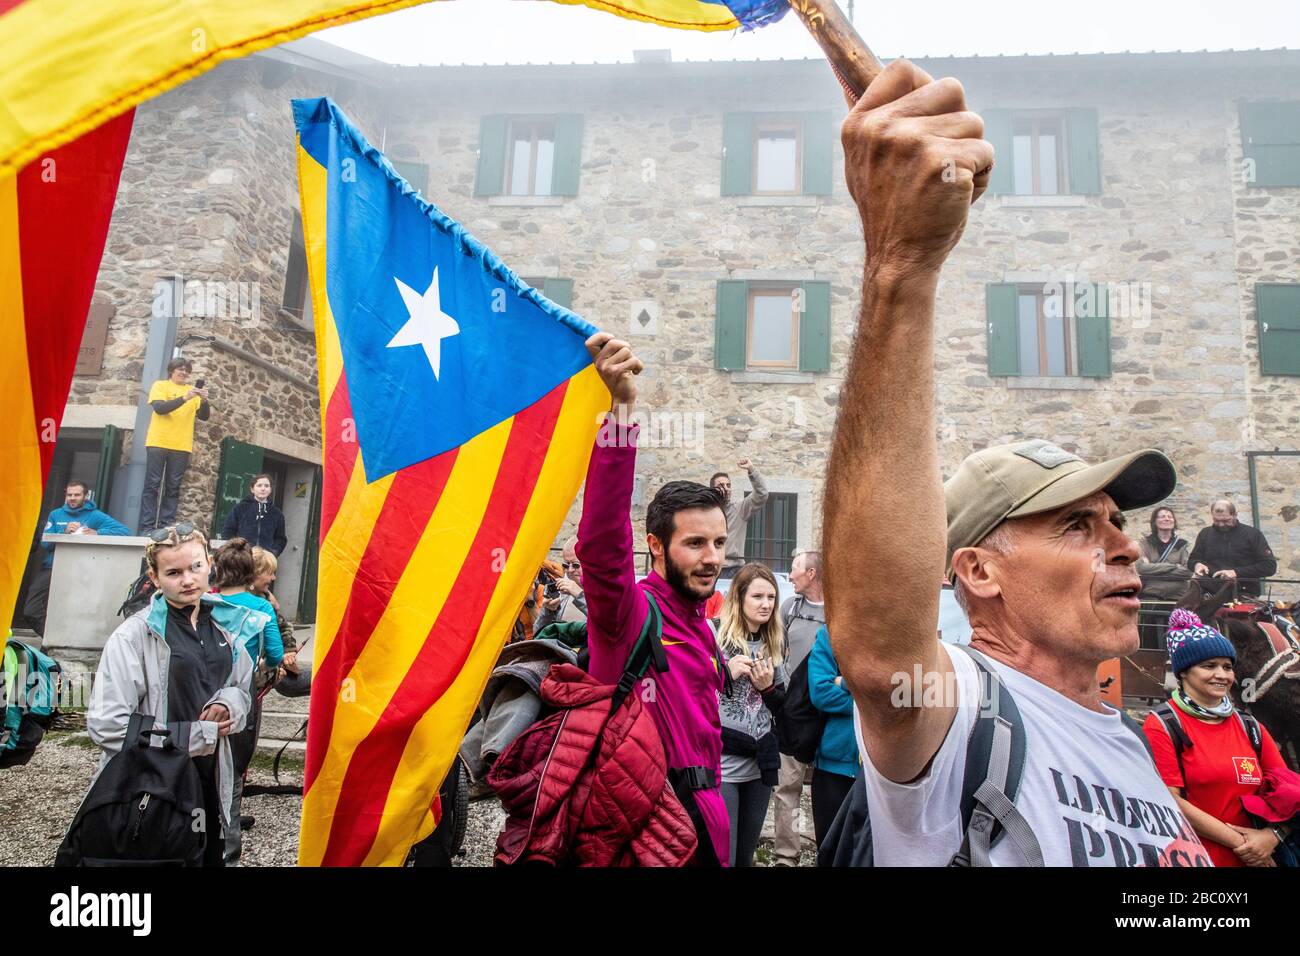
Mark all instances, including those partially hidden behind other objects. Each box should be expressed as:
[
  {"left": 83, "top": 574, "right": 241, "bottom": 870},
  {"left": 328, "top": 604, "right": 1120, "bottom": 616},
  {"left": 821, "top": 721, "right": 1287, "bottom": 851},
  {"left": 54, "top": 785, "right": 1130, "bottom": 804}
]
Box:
[{"left": 716, "top": 561, "right": 788, "bottom": 866}]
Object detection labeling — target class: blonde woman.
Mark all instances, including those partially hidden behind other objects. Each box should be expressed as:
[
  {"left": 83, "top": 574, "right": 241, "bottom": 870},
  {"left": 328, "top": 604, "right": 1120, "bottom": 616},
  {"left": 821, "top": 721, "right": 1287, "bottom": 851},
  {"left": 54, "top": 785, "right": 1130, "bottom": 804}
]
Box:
[
  {"left": 250, "top": 547, "right": 311, "bottom": 698},
  {"left": 717, "top": 561, "right": 788, "bottom": 866}
]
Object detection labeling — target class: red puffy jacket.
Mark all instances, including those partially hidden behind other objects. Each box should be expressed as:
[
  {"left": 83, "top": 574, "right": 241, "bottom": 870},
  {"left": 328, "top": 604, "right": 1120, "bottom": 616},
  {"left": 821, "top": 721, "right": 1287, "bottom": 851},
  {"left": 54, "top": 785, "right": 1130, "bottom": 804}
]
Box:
[{"left": 488, "top": 663, "right": 698, "bottom": 867}]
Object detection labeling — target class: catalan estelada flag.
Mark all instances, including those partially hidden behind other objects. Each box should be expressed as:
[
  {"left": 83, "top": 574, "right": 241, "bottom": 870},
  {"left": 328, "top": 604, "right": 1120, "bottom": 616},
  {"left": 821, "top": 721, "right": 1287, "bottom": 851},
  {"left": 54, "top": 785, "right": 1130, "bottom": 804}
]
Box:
[
  {"left": 551, "top": 0, "right": 788, "bottom": 30},
  {"left": 2, "top": 0, "right": 791, "bottom": 175},
  {"left": 0, "top": 111, "right": 135, "bottom": 662},
  {"left": 293, "top": 97, "right": 610, "bottom": 866}
]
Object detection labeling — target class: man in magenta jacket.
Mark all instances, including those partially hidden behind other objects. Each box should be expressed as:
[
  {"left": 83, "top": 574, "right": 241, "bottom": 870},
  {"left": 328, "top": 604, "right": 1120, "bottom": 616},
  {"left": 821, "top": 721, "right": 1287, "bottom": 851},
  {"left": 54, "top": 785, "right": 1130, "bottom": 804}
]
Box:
[{"left": 577, "top": 332, "right": 744, "bottom": 866}]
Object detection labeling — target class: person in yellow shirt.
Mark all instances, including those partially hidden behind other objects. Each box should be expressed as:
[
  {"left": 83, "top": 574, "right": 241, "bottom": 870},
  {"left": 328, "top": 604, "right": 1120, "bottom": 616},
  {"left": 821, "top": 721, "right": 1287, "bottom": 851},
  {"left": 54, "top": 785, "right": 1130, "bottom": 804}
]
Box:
[{"left": 139, "top": 358, "right": 211, "bottom": 533}]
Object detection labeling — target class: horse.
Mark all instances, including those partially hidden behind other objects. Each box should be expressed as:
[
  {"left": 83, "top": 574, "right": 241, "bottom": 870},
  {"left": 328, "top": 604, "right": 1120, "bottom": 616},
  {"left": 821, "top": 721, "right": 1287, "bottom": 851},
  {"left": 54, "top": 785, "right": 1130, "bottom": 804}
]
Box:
[{"left": 1173, "top": 579, "right": 1300, "bottom": 771}]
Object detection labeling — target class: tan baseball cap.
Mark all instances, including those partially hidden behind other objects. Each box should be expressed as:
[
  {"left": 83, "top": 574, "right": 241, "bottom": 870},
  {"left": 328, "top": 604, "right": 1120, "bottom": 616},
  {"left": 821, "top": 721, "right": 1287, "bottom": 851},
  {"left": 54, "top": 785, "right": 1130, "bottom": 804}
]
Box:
[{"left": 945, "top": 439, "right": 1176, "bottom": 574}]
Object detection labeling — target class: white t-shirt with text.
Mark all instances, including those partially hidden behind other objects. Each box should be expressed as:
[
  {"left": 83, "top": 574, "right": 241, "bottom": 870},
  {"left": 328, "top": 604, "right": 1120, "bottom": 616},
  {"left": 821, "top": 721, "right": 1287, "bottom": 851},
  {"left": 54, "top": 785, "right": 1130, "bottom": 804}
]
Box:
[{"left": 855, "top": 644, "right": 1213, "bottom": 867}]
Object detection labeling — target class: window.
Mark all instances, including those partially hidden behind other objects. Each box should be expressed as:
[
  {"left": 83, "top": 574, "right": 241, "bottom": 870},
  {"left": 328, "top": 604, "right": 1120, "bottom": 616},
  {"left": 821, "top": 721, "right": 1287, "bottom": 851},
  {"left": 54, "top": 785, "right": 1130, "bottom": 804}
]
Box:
[
  {"left": 1016, "top": 287, "right": 1075, "bottom": 376},
  {"left": 390, "top": 159, "right": 429, "bottom": 194},
  {"left": 986, "top": 282, "right": 1110, "bottom": 378},
  {"left": 507, "top": 120, "right": 556, "bottom": 197},
  {"left": 722, "top": 112, "right": 834, "bottom": 197},
  {"left": 715, "top": 280, "right": 830, "bottom": 373},
  {"left": 282, "top": 210, "right": 308, "bottom": 320},
  {"left": 475, "top": 115, "right": 584, "bottom": 198},
  {"left": 521, "top": 276, "right": 573, "bottom": 310},
  {"left": 1240, "top": 101, "right": 1300, "bottom": 187},
  {"left": 984, "top": 108, "right": 1101, "bottom": 196},
  {"left": 1257, "top": 283, "right": 1300, "bottom": 376},
  {"left": 744, "top": 492, "right": 798, "bottom": 573},
  {"left": 1011, "top": 116, "right": 1066, "bottom": 196},
  {"left": 753, "top": 122, "right": 801, "bottom": 194},
  {"left": 747, "top": 288, "right": 799, "bottom": 368}
]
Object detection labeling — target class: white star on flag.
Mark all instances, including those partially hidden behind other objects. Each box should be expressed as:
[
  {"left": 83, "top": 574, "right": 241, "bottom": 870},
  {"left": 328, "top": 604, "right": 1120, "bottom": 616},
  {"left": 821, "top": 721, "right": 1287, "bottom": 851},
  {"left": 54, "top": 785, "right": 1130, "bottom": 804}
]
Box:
[{"left": 387, "top": 268, "right": 460, "bottom": 380}]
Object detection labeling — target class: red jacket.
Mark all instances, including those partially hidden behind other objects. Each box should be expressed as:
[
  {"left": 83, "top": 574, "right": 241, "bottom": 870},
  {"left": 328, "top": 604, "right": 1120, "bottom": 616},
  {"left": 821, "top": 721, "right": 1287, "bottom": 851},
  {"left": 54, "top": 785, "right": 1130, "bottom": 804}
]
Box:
[{"left": 488, "top": 663, "right": 698, "bottom": 867}]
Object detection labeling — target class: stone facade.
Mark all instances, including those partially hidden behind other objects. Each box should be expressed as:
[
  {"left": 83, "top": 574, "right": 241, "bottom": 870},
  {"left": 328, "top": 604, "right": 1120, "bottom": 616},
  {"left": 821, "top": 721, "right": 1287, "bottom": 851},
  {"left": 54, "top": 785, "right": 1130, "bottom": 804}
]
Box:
[
  {"left": 73, "top": 54, "right": 387, "bottom": 525},
  {"left": 69, "top": 45, "right": 1300, "bottom": 589}
]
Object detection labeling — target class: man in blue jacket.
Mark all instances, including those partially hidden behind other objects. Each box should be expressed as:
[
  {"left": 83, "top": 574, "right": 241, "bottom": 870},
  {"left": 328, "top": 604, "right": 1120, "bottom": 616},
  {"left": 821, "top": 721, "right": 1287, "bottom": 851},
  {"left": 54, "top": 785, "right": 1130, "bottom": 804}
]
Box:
[{"left": 24, "top": 479, "right": 131, "bottom": 635}]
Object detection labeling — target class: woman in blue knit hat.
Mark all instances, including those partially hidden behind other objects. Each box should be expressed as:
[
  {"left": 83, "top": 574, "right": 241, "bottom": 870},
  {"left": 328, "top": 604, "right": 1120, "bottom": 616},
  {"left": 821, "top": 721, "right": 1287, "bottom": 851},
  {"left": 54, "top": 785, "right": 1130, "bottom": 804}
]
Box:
[{"left": 1142, "top": 608, "right": 1291, "bottom": 867}]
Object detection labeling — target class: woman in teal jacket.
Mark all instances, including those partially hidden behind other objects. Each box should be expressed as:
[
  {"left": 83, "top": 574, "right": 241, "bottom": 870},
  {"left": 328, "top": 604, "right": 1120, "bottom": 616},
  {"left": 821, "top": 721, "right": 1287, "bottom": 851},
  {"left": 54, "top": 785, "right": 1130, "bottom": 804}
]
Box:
[{"left": 807, "top": 626, "right": 859, "bottom": 847}]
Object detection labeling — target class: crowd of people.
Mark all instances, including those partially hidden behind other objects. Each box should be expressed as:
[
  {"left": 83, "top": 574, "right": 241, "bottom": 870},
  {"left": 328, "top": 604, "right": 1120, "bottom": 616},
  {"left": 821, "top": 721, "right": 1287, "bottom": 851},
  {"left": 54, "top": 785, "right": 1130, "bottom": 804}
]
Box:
[{"left": 50, "top": 57, "right": 1299, "bottom": 869}]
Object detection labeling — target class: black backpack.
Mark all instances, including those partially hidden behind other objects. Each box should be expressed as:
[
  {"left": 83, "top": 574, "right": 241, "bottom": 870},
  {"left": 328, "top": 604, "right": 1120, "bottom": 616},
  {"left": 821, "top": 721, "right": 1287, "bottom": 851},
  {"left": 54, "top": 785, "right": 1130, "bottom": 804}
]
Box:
[
  {"left": 818, "top": 645, "right": 1154, "bottom": 867},
  {"left": 774, "top": 654, "right": 827, "bottom": 764},
  {"left": 1151, "top": 700, "right": 1262, "bottom": 779},
  {"left": 56, "top": 714, "right": 207, "bottom": 867}
]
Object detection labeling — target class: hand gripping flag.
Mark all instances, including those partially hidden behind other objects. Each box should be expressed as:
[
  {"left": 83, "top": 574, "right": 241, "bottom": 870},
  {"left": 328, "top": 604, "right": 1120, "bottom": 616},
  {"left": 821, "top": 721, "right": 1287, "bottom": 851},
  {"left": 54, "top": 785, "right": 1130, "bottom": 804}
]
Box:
[
  {"left": 293, "top": 97, "right": 610, "bottom": 866},
  {"left": 0, "top": 112, "right": 135, "bottom": 662}
]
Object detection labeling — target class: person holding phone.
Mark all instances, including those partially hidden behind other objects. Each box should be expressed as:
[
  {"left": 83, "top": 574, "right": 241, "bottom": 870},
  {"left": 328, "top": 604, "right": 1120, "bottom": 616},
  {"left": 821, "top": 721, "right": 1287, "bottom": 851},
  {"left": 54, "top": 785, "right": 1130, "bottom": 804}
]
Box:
[
  {"left": 716, "top": 561, "right": 789, "bottom": 866},
  {"left": 139, "top": 357, "right": 211, "bottom": 534},
  {"left": 532, "top": 536, "right": 586, "bottom": 631}
]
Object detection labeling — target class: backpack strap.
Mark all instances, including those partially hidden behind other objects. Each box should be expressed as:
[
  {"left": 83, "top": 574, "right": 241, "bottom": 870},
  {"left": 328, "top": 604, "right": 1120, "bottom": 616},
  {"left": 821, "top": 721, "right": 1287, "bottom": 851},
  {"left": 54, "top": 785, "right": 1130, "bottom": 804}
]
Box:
[
  {"left": 1152, "top": 701, "right": 1191, "bottom": 782},
  {"left": 1119, "top": 710, "right": 1154, "bottom": 759},
  {"left": 949, "top": 646, "right": 1044, "bottom": 868},
  {"left": 1235, "top": 710, "right": 1263, "bottom": 760},
  {"left": 610, "top": 591, "right": 666, "bottom": 712}
]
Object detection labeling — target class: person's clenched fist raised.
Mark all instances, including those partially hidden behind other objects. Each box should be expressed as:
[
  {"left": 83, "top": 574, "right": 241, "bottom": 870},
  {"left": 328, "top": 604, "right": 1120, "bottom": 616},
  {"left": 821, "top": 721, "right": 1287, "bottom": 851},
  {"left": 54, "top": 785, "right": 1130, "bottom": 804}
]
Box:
[
  {"left": 586, "top": 332, "right": 643, "bottom": 409},
  {"left": 842, "top": 58, "right": 994, "bottom": 285}
]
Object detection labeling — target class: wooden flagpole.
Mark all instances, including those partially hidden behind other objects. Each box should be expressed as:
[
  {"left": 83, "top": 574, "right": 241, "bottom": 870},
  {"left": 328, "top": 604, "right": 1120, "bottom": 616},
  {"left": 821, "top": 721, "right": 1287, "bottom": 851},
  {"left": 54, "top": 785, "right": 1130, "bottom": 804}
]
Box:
[{"left": 787, "top": 0, "right": 883, "bottom": 101}]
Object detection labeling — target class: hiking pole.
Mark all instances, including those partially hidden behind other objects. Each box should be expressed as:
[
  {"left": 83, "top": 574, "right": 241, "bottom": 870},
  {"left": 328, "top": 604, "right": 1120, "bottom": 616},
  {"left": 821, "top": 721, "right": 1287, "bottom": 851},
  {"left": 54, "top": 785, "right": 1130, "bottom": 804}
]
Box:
[{"left": 787, "top": 0, "right": 884, "bottom": 104}]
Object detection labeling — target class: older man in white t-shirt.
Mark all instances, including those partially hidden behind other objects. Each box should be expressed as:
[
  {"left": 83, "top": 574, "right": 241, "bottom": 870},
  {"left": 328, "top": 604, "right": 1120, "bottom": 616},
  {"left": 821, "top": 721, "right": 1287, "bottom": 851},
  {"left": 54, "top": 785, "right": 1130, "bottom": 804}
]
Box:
[{"left": 822, "top": 59, "right": 1211, "bottom": 867}]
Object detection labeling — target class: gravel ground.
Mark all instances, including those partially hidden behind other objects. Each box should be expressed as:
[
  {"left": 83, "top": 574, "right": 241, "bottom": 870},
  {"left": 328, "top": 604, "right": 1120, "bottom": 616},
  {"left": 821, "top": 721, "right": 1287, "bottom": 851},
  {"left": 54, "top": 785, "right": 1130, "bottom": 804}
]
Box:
[{"left": 0, "top": 731, "right": 818, "bottom": 867}]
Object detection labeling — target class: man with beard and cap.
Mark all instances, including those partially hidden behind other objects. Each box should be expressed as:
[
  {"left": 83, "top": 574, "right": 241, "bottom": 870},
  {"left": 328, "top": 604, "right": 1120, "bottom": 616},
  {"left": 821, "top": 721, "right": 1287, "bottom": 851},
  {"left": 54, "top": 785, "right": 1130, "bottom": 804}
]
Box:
[
  {"left": 1188, "top": 499, "right": 1277, "bottom": 598},
  {"left": 823, "top": 57, "right": 1212, "bottom": 866},
  {"left": 577, "top": 332, "right": 753, "bottom": 866}
]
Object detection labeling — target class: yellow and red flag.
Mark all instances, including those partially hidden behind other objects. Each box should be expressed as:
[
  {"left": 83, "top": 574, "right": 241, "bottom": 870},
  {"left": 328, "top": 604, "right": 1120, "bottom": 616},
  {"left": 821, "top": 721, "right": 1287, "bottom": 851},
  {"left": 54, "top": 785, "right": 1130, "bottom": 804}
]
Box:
[
  {"left": 293, "top": 98, "right": 609, "bottom": 865},
  {"left": 1, "top": 0, "right": 791, "bottom": 176},
  {"left": 0, "top": 112, "right": 135, "bottom": 660}
]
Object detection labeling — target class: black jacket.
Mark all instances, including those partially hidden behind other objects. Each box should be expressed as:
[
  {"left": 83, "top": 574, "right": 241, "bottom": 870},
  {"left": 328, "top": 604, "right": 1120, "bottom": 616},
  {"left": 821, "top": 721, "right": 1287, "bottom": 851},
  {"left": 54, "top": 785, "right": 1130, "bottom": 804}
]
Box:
[
  {"left": 220, "top": 496, "right": 287, "bottom": 555},
  {"left": 1188, "top": 522, "right": 1277, "bottom": 596}
]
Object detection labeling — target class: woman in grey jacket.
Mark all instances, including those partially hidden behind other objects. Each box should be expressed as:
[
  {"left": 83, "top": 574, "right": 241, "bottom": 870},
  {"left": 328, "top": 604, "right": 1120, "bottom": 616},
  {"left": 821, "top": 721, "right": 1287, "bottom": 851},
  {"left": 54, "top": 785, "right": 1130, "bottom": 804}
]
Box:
[
  {"left": 1136, "top": 507, "right": 1192, "bottom": 601},
  {"left": 84, "top": 526, "right": 255, "bottom": 866},
  {"left": 716, "top": 562, "right": 788, "bottom": 866}
]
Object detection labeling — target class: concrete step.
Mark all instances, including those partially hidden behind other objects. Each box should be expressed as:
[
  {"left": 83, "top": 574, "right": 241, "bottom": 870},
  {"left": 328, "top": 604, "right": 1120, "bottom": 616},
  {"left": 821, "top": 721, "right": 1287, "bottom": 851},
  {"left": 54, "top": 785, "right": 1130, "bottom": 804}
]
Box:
[
  {"left": 262, "top": 688, "right": 311, "bottom": 714},
  {"left": 258, "top": 709, "right": 309, "bottom": 742},
  {"left": 255, "top": 738, "right": 306, "bottom": 754}
]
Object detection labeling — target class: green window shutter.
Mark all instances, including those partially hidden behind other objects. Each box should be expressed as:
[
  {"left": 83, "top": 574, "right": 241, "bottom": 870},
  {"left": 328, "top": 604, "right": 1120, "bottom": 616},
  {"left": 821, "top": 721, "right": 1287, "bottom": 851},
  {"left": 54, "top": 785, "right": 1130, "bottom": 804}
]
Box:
[
  {"left": 715, "top": 280, "right": 748, "bottom": 370},
  {"left": 391, "top": 160, "right": 429, "bottom": 194},
  {"left": 801, "top": 112, "right": 834, "bottom": 196},
  {"left": 982, "top": 110, "right": 1014, "bottom": 196},
  {"left": 722, "top": 113, "right": 754, "bottom": 196},
  {"left": 1257, "top": 283, "right": 1300, "bottom": 375},
  {"left": 1067, "top": 108, "right": 1101, "bottom": 195},
  {"left": 542, "top": 277, "right": 573, "bottom": 310},
  {"left": 212, "top": 437, "right": 265, "bottom": 537},
  {"left": 474, "top": 115, "right": 508, "bottom": 197},
  {"left": 1241, "top": 101, "right": 1300, "bottom": 187},
  {"left": 551, "top": 114, "right": 584, "bottom": 196},
  {"left": 798, "top": 281, "right": 831, "bottom": 372},
  {"left": 986, "top": 283, "right": 1019, "bottom": 375},
  {"left": 94, "top": 424, "right": 122, "bottom": 509},
  {"left": 1075, "top": 282, "right": 1112, "bottom": 378}
]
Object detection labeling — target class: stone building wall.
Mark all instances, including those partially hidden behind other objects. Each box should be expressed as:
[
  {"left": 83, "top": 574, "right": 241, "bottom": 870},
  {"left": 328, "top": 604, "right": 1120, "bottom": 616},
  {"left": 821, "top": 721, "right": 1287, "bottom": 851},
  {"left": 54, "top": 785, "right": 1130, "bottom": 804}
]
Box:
[
  {"left": 71, "top": 47, "right": 1300, "bottom": 580},
  {"left": 73, "top": 56, "right": 388, "bottom": 526},
  {"left": 383, "top": 52, "right": 1300, "bottom": 564}
]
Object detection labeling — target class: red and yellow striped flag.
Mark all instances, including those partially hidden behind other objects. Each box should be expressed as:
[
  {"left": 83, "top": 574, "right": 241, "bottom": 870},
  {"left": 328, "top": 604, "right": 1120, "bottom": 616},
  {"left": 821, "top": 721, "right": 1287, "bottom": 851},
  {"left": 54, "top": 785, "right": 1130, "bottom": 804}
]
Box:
[
  {"left": 293, "top": 98, "right": 609, "bottom": 865},
  {"left": 0, "top": 112, "right": 135, "bottom": 661}
]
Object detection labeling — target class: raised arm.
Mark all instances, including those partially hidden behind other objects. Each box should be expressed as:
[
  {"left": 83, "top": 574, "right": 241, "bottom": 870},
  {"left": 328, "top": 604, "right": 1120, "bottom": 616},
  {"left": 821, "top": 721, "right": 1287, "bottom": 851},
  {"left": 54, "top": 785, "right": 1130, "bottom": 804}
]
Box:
[
  {"left": 738, "top": 461, "right": 768, "bottom": 520},
  {"left": 822, "top": 59, "right": 993, "bottom": 783},
  {"left": 575, "top": 333, "right": 646, "bottom": 656}
]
